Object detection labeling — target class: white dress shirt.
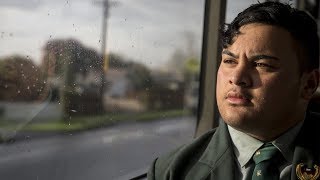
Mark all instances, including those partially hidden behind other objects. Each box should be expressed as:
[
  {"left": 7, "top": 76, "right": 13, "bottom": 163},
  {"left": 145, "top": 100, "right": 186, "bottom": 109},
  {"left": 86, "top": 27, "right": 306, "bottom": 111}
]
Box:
[{"left": 228, "top": 121, "right": 304, "bottom": 180}]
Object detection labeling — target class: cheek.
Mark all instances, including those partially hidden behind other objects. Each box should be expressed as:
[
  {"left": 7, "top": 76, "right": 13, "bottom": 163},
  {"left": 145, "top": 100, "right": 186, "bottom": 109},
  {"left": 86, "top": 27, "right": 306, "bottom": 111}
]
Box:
[
  {"left": 216, "top": 69, "right": 227, "bottom": 94},
  {"left": 256, "top": 74, "right": 296, "bottom": 102},
  {"left": 217, "top": 68, "right": 229, "bottom": 85}
]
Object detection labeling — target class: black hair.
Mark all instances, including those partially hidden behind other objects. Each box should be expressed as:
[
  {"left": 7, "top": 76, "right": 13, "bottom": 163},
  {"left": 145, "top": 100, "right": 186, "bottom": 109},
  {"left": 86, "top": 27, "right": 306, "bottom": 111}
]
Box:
[{"left": 221, "top": 1, "right": 319, "bottom": 72}]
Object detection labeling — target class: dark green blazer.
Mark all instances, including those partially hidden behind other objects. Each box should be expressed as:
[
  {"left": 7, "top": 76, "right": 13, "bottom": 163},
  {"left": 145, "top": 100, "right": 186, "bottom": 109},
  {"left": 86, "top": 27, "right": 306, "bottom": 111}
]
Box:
[{"left": 147, "top": 112, "right": 320, "bottom": 180}]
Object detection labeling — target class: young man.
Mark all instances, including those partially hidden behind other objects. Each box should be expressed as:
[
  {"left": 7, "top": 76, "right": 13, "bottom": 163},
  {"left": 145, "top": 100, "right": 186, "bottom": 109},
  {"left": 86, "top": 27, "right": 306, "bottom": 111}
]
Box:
[{"left": 148, "top": 2, "right": 320, "bottom": 180}]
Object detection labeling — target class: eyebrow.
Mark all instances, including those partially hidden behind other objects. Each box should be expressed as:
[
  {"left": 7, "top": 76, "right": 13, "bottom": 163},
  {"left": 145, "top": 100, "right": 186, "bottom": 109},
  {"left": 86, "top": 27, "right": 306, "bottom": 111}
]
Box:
[
  {"left": 222, "top": 50, "right": 238, "bottom": 58},
  {"left": 250, "top": 55, "right": 279, "bottom": 61},
  {"left": 222, "top": 50, "right": 279, "bottom": 61}
]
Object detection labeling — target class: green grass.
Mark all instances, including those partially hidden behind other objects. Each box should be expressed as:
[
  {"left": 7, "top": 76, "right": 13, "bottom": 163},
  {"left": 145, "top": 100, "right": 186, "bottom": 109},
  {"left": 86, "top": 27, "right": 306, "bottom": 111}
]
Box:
[{"left": 0, "top": 109, "right": 191, "bottom": 133}]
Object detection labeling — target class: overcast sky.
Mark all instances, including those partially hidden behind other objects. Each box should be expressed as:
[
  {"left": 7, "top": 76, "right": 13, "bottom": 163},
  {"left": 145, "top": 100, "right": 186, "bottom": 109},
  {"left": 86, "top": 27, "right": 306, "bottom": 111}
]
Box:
[{"left": 0, "top": 0, "right": 280, "bottom": 68}]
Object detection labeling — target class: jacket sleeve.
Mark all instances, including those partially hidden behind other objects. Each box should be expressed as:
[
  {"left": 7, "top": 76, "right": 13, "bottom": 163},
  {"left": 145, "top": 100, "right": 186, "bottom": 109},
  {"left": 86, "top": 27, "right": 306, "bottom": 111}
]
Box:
[{"left": 146, "top": 129, "right": 217, "bottom": 180}]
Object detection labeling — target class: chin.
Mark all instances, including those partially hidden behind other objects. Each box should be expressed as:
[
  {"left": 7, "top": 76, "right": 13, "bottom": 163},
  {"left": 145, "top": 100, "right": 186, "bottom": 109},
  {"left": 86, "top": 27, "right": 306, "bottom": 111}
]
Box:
[{"left": 221, "top": 110, "right": 256, "bottom": 129}]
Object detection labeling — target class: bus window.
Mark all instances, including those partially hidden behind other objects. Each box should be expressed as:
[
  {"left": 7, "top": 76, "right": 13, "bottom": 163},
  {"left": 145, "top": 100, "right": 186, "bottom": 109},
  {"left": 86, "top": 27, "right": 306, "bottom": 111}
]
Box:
[{"left": 0, "top": 0, "right": 204, "bottom": 179}]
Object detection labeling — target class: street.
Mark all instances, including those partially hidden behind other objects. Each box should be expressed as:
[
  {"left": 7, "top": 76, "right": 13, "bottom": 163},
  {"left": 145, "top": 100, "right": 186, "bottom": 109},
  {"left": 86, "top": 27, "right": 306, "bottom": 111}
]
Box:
[{"left": 0, "top": 116, "right": 196, "bottom": 180}]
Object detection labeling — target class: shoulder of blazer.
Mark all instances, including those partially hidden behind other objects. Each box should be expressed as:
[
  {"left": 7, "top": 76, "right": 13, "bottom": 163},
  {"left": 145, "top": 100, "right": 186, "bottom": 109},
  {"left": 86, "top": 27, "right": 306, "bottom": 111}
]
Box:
[
  {"left": 149, "top": 128, "right": 218, "bottom": 179},
  {"left": 290, "top": 111, "right": 320, "bottom": 180},
  {"left": 295, "top": 111, "right": 320, "bottom": 149}
]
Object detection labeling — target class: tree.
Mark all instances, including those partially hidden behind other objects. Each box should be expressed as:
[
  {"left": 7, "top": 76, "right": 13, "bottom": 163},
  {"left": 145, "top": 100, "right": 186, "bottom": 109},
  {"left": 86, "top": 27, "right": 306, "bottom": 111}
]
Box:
[
  {"left": 42, "top": 39, "right": 105, "bottom": 118},
  {"left": 167, "top": 31, "right": 200, "bottom": 82},
  {"left": 126, "top": 62, "right": 153, "bottom": 91},
  {"left": 0, "top": 56, "right": 46, "bottom": 101}
]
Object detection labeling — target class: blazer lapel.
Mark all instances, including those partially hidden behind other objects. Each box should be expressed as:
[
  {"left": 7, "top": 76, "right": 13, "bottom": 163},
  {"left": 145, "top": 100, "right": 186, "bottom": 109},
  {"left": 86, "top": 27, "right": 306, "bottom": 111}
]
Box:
[
  {"left": 291, "top": 112, "right": 320, "bottom": 180},
  {"left": 189, "top": 122, "right": 236, "bottom": 180}
]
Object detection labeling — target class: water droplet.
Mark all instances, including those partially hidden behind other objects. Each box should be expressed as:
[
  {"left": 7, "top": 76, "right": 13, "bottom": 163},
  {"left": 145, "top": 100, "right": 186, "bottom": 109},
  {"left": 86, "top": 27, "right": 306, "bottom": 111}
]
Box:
[
  {"left": 4, "top": 84, "right": 8, "bottom": 88},
  {"left": 27, "top": 86, "right": 30, "bottom": 90},
  {"left": 58, "top": 101, "right": 61, "bottom": 105},
  {"left": 20, "top": 64, "right": 23, "bottom": 66},
  {"left": 71, "top": 109, "right": 77, "bottom": 112},
  {"left": 17, "top": 90, "right": 20, "bottom": 94}
]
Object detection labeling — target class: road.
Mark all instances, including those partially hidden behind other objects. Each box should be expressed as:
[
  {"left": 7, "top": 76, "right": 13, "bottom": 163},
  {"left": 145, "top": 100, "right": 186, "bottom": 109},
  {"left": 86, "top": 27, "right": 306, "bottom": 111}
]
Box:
[{"left": 0, "top": 116, "right": 196, "bottom": 180}]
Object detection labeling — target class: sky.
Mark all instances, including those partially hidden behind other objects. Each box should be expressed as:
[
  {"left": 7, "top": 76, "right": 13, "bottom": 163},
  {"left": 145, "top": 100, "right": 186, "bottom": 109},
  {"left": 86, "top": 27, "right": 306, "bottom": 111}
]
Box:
[{"left": 0, "top": 0, "right": 293, "bottom": 68}]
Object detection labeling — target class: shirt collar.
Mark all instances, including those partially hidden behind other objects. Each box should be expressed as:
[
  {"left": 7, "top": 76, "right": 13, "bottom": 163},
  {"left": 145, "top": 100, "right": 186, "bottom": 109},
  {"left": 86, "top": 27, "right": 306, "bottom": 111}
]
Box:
[
  {"left": 272, "top": 120, "right": 304, "bottom": 163},
  {"left": 228, "top": 120, "right": 304, "bottom": 168},
  {"left": 228, "top": 125, "right": 263, "bottom": 168}
]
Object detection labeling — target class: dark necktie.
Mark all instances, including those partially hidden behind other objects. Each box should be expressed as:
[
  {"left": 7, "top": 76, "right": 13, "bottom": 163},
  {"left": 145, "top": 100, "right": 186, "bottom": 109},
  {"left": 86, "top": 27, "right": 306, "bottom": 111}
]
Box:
[{"left": 252, "top": 143, "right": 280, "bottom": 180}]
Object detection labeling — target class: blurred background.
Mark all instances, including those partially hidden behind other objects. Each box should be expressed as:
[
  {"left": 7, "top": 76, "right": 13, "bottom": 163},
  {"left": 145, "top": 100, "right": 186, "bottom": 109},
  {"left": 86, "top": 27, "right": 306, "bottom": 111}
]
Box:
[{"left": 0, "top": 0, "right": 318, "bottom": 179}]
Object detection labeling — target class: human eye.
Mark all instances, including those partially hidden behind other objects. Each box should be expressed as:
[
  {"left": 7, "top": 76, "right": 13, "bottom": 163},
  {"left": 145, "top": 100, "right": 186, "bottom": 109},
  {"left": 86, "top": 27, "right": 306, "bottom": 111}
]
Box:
[
  {"left": 254, "top": 62, "right": 276, "bottom": 70},
  {"left": 255, "top": 62, "right": 270, "bottom": 67},
  {"left": 223, "top": 59, "right": 237, "bottom": 64}
]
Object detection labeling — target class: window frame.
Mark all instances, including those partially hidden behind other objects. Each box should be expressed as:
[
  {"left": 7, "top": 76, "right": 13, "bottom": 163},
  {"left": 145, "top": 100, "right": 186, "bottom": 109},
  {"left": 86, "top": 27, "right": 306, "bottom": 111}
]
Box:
[{"left": 195, "top": 0, "right": 227, "bottom": 137}]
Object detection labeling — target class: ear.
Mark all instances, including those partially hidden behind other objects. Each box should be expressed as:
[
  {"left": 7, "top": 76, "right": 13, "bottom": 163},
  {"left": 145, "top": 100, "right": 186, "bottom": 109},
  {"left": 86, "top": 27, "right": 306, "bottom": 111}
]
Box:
[{"left": 301, "top": 69, "right": 319, "bottom": 100}]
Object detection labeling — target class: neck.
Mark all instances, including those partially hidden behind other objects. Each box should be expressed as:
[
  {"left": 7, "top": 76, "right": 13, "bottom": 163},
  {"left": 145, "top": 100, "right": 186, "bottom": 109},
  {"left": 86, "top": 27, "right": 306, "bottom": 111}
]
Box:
[{"left": 246, "top": 117, "right": 305, "bottom": 142}]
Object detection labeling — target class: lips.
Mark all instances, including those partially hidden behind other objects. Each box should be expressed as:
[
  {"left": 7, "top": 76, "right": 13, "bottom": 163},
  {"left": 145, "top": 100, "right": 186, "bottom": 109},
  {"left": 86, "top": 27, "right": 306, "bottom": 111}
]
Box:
[{"left": 226, "top": 91, "right": 251, "bottom": 105}]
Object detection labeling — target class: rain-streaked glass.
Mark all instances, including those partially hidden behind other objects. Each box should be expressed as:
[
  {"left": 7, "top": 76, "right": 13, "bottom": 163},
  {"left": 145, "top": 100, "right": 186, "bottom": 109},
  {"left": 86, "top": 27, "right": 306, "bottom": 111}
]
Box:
[{"left": 0, "top": 0, "right": 204, "bottom": 179}]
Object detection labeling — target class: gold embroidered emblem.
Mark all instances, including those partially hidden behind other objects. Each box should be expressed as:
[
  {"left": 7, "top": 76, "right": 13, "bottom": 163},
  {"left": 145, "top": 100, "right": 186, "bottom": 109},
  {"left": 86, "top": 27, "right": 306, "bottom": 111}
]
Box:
[
  {"left": 296, "top": 163, "right": 320, "bottom": 180},
  {"left": 257, "top": 170, "right": 262, "bottom": 176}
]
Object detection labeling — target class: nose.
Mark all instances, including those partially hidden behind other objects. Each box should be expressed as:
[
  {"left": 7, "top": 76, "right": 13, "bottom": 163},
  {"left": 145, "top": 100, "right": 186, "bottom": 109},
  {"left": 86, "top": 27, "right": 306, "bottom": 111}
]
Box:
[{"left": 229, "top": 63, "right": 252, "bottom": 87}]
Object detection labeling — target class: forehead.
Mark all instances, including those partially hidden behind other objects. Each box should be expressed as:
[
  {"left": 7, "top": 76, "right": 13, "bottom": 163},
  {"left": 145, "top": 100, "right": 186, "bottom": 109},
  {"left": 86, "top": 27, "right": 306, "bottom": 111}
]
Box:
[{"left": 226, "top": 23, "right": 297, "bottom": 55}]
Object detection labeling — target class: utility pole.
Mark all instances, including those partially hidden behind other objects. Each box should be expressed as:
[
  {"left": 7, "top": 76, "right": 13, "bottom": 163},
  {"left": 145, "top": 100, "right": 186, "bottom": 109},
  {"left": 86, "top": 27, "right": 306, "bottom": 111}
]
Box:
[
  {"left": 94, "top": 0, "right": 118, "bottom": 113},
  {"left": 101, "top": 0, "right": 109, "bottom": 72},
  {"left": 94, "top": 0, "right": 118, "bottom": 72}
]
